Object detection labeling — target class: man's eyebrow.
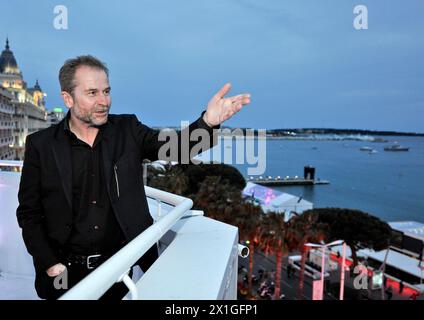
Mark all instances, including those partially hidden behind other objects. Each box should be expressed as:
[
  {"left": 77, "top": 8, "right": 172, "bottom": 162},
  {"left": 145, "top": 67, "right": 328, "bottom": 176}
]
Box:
[
  {"left": 103, "top": 87, "right": 111, "bottom": 91},
  {"left": 85, "top": 88, "right": 99, "bottom": 92}
]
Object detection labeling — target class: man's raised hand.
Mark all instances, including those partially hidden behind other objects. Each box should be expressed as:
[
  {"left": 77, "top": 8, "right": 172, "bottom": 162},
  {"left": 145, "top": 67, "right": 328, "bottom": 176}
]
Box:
[{"left": 203, "top": 83, "right": 251, "bottom": 127}]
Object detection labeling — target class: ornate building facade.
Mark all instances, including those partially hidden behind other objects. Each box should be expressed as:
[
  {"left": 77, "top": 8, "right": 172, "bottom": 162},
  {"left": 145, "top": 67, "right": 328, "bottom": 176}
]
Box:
[
  {"left": 0, "top": 87, "right": 14, "bottom": 160},
  {"left": 0, "top": 38, "right": 48, "bottom": 160}
]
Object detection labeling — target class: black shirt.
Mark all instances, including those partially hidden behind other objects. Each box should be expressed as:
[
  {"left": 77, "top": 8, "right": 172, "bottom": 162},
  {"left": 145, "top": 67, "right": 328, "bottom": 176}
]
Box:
[{"left": 64, "top": 115, "right": 125, "bottom": 255}]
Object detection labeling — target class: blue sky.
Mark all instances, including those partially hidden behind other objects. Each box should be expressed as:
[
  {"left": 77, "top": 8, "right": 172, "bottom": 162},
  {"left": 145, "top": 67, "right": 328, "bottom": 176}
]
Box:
[{"left": 1, "top": 0, "right": 423, "bottom": 132}]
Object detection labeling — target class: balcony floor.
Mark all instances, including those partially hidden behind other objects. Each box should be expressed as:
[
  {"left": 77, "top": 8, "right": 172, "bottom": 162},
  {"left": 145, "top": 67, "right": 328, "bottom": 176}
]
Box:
[{"left": 0, "top": 273, "right": 39, "bottom": 300}]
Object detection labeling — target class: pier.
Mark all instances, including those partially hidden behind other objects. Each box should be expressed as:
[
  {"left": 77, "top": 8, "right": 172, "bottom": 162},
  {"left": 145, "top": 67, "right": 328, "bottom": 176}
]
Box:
[
  {"left": 247, "top": 176, "right": 330, "bottom": 186},
  {"left": 247, "top": 166, "right": 330, "bottom": 186}
]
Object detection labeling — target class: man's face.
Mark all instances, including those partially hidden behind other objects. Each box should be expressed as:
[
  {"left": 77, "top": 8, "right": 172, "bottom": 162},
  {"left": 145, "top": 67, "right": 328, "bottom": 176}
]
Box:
[{"left": 66, "top": 66, "right": 111, "bottom": 126}]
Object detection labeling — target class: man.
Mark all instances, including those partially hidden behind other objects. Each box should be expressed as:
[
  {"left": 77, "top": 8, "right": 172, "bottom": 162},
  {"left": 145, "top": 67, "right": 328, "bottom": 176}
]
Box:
[{"left": 16, "top": 55, "right": 250, "bottom": 300}]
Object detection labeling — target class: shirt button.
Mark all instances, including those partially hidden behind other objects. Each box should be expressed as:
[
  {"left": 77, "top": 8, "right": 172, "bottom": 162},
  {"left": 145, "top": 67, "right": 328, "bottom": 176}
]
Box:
[
  {"left": 92, "top": 200, "right": 97, "bottom": 204},
  {"left": 94, "top": 225, "right": 99, "bottom": 230}
]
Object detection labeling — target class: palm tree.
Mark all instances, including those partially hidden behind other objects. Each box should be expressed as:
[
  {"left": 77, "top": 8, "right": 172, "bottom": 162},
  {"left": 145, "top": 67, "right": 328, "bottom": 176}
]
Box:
[
  {"left": 259, "top": 212, "right": 288, "bottom": 300},
  {"left": 234, "top": 202, "right": 263, "bottom": 299},
  {"left": 287, "top": 212, "right": 328, "bottom": 300}
]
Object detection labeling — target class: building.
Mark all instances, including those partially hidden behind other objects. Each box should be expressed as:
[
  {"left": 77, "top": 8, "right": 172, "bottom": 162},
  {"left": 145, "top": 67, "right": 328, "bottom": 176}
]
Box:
[
  {"left": 389, "top": 221, "right": 424, "bottom": 259},
  {"left": 242, "top": 181, "right": 313, "bottom": 221},
  {"left": 0, "top": 38, "right": 48, "bottom": 159},
  {"left": 0, "top": 87, "right": 14, "bottom": 160},
  {"left": 47, "top": 107, "right": 65, "bottom": 127}
]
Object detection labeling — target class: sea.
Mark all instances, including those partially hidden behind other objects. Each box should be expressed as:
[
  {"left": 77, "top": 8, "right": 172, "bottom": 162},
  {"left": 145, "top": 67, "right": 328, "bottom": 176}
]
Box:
[{"left": 197, "top": 135, "right": 424, "bottom": 223}]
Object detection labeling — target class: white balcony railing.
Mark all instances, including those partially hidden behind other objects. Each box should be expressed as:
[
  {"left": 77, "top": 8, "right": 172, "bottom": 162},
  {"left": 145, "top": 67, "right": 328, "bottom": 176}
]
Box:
[{"left": 60, "top": 186, "right": 194, "bottom": 300}]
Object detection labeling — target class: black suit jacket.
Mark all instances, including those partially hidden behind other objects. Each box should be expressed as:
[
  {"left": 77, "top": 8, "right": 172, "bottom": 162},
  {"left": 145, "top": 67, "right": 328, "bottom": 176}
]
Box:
[{"left": 16, "top": 112, "right": 217, "bottom": 275}]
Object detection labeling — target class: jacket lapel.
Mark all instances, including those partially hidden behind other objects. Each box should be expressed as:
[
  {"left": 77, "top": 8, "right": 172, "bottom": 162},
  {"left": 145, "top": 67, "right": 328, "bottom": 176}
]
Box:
[
  {"left": 52, "top": 120, "right": 73, "bottom": 209},
  {"left": 100, "top": 118, "right": 117, "bottom": 199}
]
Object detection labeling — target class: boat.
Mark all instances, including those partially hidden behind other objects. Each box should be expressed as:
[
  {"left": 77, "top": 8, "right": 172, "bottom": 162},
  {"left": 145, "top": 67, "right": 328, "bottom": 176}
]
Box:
[
  {"left": 384, "top": 145, "right": 409, "bottom": 152},
  {"left": 360, "top": 146, "right": 379, "bottom": 154}
]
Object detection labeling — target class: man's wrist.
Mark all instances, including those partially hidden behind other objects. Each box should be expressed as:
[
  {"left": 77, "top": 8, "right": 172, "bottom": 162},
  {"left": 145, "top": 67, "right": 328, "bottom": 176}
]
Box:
[{"left": 202, "top": 112, "right": 213, "bottom": 128}]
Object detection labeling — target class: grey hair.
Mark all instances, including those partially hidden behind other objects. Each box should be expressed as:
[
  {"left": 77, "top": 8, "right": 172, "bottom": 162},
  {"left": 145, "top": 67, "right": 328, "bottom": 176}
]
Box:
[{"left": 59, "top": 55, "right": 109, "bottom": 95}]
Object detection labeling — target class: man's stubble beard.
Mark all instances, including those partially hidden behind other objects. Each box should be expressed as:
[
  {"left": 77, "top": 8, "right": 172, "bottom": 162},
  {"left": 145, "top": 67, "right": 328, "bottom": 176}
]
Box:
[{"left": 73, "top": 104, "right": 110, "bottom": 127}]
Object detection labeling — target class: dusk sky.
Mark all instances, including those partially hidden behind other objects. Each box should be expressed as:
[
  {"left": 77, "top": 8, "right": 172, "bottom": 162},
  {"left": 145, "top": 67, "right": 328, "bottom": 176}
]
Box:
[{"left": 1, "top": 0, "right": 423, "bottom": 132}]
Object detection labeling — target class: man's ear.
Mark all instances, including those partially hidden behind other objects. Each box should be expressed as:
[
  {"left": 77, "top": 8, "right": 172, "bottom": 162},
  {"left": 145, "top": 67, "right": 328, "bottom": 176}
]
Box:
[{"left": 61, "top": 91, "right": 74, "bottom": 109}]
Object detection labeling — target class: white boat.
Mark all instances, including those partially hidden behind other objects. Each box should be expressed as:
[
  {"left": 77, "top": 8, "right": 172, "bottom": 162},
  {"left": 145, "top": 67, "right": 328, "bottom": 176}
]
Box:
[
  {"left": 360, "top": 147, "right": 378, "bottom": 154},
  {"left": 384, "top": 145, "right": 409, "bottom": 151}
]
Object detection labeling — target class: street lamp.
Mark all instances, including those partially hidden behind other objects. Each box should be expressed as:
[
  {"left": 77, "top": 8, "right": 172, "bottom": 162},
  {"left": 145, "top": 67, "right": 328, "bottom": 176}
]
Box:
[{"left": 305, "top": 239, "right": 345, "bottom": 300}]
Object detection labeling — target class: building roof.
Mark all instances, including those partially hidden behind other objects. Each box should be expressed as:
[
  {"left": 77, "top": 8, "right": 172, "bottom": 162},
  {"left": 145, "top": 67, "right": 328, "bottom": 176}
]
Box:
[
  {"left": 331, "top": 243, "right": 424, "bottom": 284},
  {"left": 33, "top": 79, "right": 42, "bottom": 92},
  {"left": 27, "top": 80, "right": 43, "bottom": 94},
  {"left": 0, "top": 38, "right": 20, "bottom": 74},
  {"left": 242, "top": 182, "right": 313, "bottom": 220},
  {"left": 359, "top": 247, "right": 424, "bottom": 282},
  {"left": 243, "top": 181, "right": 282, "bottom": 205},
  {"left": 390, "top": 221, "right": 424, "bottom": 242}
]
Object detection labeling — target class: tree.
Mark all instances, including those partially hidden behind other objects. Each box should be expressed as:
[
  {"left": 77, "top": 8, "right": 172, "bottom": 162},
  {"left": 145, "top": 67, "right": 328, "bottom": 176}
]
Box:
[
  {"left": 259, "top": 212, "right": 292, "bottom": 300},
  {"left": 149, "top": 162, "right": 246, "bottom": 198},
  {"left": 149, "top": 167, "right": 188, "bottom": 196},
  {"left": 193, "top": 176, "right": 243, "bottom": 224},
  {"left": 176, "top": 163, "right": 246, "bottom": 196},
  {"left": 286, "top": 211, "right": 328, "bottom": 300},
  {"left": 234, "top": 202, "right": 264, "bottom": 299},
  {"left": 311, "top": 208, "right": 392, "bottom": 267},
  {"left": 149, "top": 162, "right": 265, "bottom": 299},
  {"left": 195, "top": 175, "right": 264, "bottom": 298}
]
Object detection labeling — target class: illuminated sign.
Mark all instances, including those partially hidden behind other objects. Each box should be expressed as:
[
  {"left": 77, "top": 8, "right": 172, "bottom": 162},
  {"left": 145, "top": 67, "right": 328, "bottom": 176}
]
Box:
[{"left": 372, "top": 270, "right": 383, "bottom": 290}]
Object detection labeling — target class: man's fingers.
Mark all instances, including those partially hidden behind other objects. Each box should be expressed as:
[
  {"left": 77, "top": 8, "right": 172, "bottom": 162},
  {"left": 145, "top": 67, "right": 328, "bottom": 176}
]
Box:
[
  {"left": 233, "top": 103, "right": 244, "bottom": 112},
  {"left": 230, "top": 97, "right": 250, "bottom": 107},
  {"left": 241, "top": 96, "right": 250, "bottom": 104},
  {"left": 225, "top": 102, "right": 243, "bottom": 119},
  {"left": 214, "top": 83, "right": 232, "bottom": 99},
  {"left": 230, "top": 93, "right": 250, "bottom": 99},
  {"left": 230, "top": 93, "right": 251, "bottom": 104}
]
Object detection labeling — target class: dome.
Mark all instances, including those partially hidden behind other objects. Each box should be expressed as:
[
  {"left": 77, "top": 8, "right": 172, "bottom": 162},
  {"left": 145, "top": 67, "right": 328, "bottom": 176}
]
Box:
[
  {"left": 0, "top": 38, "right": 21, "bottom": 74},
  {"left": 33, "top": 79, "right": 42, "bottom": 92}
]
